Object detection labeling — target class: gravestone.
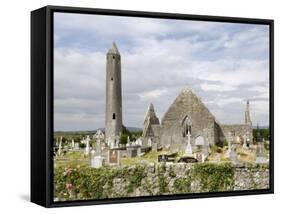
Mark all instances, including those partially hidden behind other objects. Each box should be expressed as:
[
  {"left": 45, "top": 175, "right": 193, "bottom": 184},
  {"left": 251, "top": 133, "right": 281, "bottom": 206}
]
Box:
[
  {"left": 58, "top": 136, "right": 62, "bottom": 156},
  {"left": 74, "top": 142, "right": 79, "bottom": 150},
  {"left": 195, "top": 136, "right": 204, "bottom": 146},
  {"left": 229, "top": 150, "right": 238, "bottom": 164},
  {"left": 108, "top": 149, "right": 120, "bottom": 166},
  {"left": 203, "top": 143, "right": 209, "bottom": 159},
  {"left": 152, "top": 143, "right": 158, "bottom": 152},
  {"left": 243, "top": 134, "right": 248, "bottom": 149},
  {"left": 195, "top": 152, "right": 205, "bottom": 163},
  {"left": 158, "top": 154, "right": 168, "bottom": 162},
  {"left": 136, "top": 138, "right": 142, "bottom": 146},
  {"left": 71, "top": 139, "right": 75, "bottom": 149},
  {"left": 226, "top": 132, "right": 232, "bottom": 157},
  {"left": 84, "top": 136, "right": 90, "bottom": 155},
  {"left": 91, "top": 156, "right": 103, "bottom": 168},
  {"left": 147, "top": 138, "right": 152, "bottom": 147},
  {"left": 55, "top": 137, "right": 59, "bottom": 147},
  {"left": 91, "top": 150, "right": 104, "bottom": 168},
  {"left": 255, "top": 140, "right": 268, "bottom": 164},
  {"left": 126, "top": 146, "right": 138, "bottom": 158}
]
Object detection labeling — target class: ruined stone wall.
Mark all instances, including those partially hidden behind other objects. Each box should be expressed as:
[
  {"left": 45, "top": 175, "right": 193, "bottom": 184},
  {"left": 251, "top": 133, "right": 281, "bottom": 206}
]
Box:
[
  {"left": 160, "top": 89, "right": 216, "bottom": 150},
  {"left": 220, "top": 124, "right": 253, "bottom": 144},
  {"left": 54, "top": 163, "right": 270, "bottom": 201}
]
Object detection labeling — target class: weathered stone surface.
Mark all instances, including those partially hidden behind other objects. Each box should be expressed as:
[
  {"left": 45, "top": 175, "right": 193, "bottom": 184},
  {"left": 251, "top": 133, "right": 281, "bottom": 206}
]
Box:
[
  {"left": 142, "top": 103, "right": 161, "bottom": 146},
  {"left": 105, "top": 42, "right": 123, "bottom": 141},
  {"left": 106, "top": 163, "right": 269, "bottom": 197},
  {"left": 141, "top": 87, "right": 253, "bottom": 151},
  {"left": 220, "top": 124, "right": 253, "bottom": 144},
  {"left": 160, "top": 88, "right": 216, "bottom": 149}
]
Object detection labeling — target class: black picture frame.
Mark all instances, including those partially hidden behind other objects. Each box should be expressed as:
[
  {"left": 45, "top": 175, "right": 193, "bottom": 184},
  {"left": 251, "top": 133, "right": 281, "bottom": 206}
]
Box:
[{"left": 31, "top": 5, "right": 274, "bottom": 208}]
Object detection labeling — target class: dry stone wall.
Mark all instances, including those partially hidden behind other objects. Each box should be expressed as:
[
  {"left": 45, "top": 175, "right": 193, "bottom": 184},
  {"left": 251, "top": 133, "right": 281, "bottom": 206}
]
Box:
[{"left": 54, "top": 162, "right": 269, "bottom": 201}]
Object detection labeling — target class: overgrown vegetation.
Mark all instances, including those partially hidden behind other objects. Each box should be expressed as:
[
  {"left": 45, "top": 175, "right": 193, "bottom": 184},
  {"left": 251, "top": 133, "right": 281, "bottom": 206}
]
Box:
[
  {"left": 193, "top": 163, "right": 235, "bottom": 192},
  {"left": 157, "top": 164, "right": 168, "bottom": 194},
  {"left": 54, "top": 162, "right": 239, "bottom": 201},
  {"left": 253, "top": 128, "right": 270, "bottom": 142},
  {"left": 173, "top": 163, "right": 235, "bottom": 193}
]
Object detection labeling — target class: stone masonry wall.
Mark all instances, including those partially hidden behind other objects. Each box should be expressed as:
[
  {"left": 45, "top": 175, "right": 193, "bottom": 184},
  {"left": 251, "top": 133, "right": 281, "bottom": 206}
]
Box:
[
  {"left": 54, "top": 162, "right": 270, "bottom": 201},
  {"left": 220, "top": 124, "right": 253, "bottom": 144}
]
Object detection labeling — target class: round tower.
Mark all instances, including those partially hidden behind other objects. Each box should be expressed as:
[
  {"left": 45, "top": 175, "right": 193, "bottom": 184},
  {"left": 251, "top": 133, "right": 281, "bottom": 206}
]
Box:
[{"left": 105, "top": 42, "right": 123, "bottom": 141}]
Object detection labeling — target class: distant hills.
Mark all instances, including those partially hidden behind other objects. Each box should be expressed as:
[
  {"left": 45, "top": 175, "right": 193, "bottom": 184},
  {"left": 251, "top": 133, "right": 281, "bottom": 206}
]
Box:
[
  {"left": 253, "top": 125, "right": 269, "bottom": 129},
  {"left": 54, "top": 127, "right": 142, "bottom": 134},
  {"left": 93, "top": 127, "right": 142, "bottom": 132},
  {"left": 55, "top": 125, "right": 268, "bottom": 134}
]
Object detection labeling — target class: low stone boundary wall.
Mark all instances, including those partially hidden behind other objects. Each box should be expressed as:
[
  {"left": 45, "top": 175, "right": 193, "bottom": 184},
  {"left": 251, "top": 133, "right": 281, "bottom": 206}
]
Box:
[{"left": 54, "top": 162, "right": 269, "bottom": 201}]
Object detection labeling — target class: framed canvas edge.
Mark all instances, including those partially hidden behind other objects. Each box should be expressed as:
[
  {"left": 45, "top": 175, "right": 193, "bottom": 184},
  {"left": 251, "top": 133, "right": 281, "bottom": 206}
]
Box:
[{"left": 31, "top": 5, "right": 274, "bottom": 208}]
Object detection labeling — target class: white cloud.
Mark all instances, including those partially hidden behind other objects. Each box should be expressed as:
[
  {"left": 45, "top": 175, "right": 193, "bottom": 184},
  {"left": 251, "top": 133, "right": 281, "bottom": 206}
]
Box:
[
  {"left": 53, "top": 13, "right": 270, "bottom": 130},
  {"left": 201, "top": 83, "right": 236, "bottom": 92},
  {"left": 138, "top": 88, "right": 168, "bottom": 100}
]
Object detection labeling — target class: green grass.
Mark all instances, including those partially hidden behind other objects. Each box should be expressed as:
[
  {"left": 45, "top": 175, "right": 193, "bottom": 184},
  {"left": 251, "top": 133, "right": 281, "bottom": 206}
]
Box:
[{"left": 54, "top": 151, "right": 89, "bottom": 168}]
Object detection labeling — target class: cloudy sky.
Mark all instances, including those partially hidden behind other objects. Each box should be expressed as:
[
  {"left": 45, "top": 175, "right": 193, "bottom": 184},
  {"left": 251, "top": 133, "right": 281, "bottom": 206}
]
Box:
[{"left": 54, "top": 12, "right": 270, "bottom": 131}]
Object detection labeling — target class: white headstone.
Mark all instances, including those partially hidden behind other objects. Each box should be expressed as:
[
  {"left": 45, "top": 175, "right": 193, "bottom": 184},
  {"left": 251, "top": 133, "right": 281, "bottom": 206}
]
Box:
[
  {"left": 84, "top": 137, "right": 90, "bottom": 155},
  {"left": 71, "top": 139, "right": 75, "bottom": 149},
  {"left": 148, "top": 138, "right": 152, "bottom": 147},
  {"left": 195, "top": 136, "right": 204, "bottom": 146},
  {"left": 137, "top": 147, "right": 141, "bottom": 156},
  {"left": 255, "top": 140, "right": 268, "bottom": 164},
  {"left": 226, "top": 132, "right": 232, "bottom": 157},
  {"left": 58, "top": 136, "right": 62, "bottom": 156},
  {"left": 74, "top": 142, "right": 79, "bottom": 150},
  {"left": 127, "top": 136, "right": 131, "bottom": 144},
  {"left": 91, "top": 155, "right": 103, "bottom": 168}
]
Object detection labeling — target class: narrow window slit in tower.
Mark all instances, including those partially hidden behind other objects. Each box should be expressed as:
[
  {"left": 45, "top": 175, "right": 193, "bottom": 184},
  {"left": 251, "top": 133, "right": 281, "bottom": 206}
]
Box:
[
  {"left": 111, "top": 77, "right": 113, "bottom": 80},
  {"left": 113, "top": 113, "right": 116, "bottom": 120}
]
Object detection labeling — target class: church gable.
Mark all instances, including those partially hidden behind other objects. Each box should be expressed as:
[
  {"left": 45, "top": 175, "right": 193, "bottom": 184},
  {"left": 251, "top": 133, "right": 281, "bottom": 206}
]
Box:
[
  {"left": 143, "top": 103, "right": 160, "bottom": 137},
  {"left": 160, "top": 87, "right": 216, "bottom": 147},
  {"left": 161, "top": 88, "right": 215, "bottom": 127}
]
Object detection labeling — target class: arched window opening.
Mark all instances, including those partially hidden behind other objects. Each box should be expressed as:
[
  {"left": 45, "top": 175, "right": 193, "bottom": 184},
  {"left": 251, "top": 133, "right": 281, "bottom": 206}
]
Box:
[
  {"left": 182, "top": 116, "right": 192, "bottom": 137},
  {"left": 113, "top": 113, "right": 116, "bottom": 120}
]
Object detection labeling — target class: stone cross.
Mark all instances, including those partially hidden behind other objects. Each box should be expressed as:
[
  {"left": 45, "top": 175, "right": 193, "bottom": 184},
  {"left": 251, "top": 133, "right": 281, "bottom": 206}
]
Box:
[
  {"left": 227, "top": 132, "right": 232, "bottom": 156},
  {"left": 71, "top": 139, "right": 75, "bottom": 149},
  {"left": 243, "top": 134, "right": 247, "bottom": 149},
  {"left": 56, "top": 137, "right": 59, "bottom": 147},
  {"left": 228, "top": 132, "right": 239, "bottom": 164},
  {"left": 94, "top": 130, "right": 104, "bottom": 154},
  {"left": 185, "top": 130, "right": 193, "bottom": 155},
  {"left": 84, "top": 136, "right": 90, "bottom": 155},
  {"left": 58, "top": 136, "right": 62, "bottom": 156}
]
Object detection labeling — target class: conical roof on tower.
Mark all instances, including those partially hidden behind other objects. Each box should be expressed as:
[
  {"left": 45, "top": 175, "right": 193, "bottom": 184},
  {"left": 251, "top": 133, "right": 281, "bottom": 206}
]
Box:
[{"left": 107, "top": 42, "right": 120, "bottom": 55}]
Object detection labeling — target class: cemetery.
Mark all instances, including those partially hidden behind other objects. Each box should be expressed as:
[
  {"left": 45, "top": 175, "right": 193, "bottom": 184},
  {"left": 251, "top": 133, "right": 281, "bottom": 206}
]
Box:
[
  {"left": 53, "top": 43, "right": 270, "bottom": 200},
  {"left": 53, "top": 126, "right": 270, "bottom": 201}
]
